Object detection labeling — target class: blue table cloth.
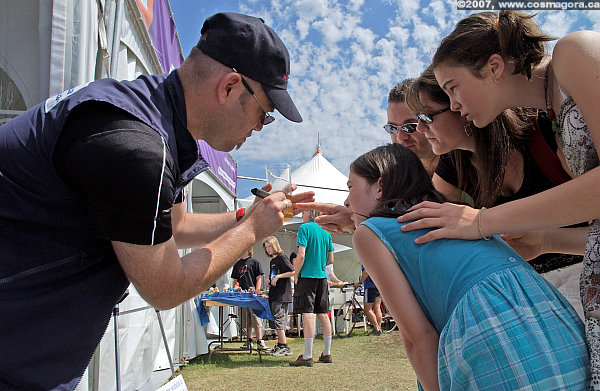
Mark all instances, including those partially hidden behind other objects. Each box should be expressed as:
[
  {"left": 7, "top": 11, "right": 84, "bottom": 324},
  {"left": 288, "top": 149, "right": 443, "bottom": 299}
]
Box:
[{"left": 196, "top": 292, "right": 274, "bottom": 325}]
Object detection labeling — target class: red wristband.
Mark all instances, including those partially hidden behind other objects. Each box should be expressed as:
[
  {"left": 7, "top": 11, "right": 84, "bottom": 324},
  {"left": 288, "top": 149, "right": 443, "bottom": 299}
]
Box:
[{"left": 236, "top": 208, "right": 245, "bottom": 221}]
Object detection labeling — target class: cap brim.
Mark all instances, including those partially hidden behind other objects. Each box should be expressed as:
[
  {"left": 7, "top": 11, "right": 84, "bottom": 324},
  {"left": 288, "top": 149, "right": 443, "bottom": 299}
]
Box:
[{"left": 264, "top": 87, "right": 303, "bottom": 123}]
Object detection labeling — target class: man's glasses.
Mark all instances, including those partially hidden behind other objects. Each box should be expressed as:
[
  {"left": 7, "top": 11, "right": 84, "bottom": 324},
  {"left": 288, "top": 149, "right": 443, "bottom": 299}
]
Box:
[
  {"left": 383, "top": 122, "right": 418, "bottom": 135},
  {"left": 416, "top": 107, "right": 451, "bottom": 124},
  {"left": 232, "top": 68, "right": 275, "bottom": 125}
]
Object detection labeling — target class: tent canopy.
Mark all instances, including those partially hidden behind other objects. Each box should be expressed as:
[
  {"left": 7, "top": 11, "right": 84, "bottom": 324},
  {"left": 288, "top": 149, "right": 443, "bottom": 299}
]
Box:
[{"left": 293, "top": 146, "right": 349, "bottom": 205}]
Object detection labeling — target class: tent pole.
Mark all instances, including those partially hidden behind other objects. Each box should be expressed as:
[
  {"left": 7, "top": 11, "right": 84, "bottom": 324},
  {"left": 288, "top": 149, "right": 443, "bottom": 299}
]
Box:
[
  {"left": 109, "top": 0, "right": 123, "bottom": 78},
  {"left": 156, "top": 310, "right": 177, "bottom": 379}
]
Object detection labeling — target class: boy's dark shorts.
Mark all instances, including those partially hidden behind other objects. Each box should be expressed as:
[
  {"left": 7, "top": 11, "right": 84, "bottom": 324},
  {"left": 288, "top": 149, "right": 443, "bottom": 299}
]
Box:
[
  {"left": 365, "top": 287, "right": 381, "bottom": 303},
  {"left": 293, "top": 277, "right": 329, "bottom": 314}
]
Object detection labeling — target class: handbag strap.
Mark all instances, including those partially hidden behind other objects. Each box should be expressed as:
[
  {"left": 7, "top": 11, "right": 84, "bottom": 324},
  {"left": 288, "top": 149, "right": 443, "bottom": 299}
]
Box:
[{"left": 527, "top": 110, "right": 571, "bottom": 186}]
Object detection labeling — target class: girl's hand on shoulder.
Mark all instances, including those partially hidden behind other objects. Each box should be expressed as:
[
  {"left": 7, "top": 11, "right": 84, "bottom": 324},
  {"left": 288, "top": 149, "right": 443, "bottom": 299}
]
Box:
[{"left": 396, "top": 201, "right": 481, "bottom": 243}]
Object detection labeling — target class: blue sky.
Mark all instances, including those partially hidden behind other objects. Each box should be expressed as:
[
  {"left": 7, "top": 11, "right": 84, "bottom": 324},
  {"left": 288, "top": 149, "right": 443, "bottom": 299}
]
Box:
[{"left": 169, "top": 0, "right": 599, "bottom": 199}]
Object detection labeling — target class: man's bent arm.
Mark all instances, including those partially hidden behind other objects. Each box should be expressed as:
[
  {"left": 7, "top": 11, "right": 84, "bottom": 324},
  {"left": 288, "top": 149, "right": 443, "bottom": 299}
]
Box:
[{"left": 113, "top": 194, "right": 287, "bottom": 309}]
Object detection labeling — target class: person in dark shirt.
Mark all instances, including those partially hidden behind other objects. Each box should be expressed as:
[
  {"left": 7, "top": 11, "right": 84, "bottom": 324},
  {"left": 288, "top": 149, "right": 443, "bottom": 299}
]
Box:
[
  {"left": 231, "top": 248, "right": 267, "bottom": 350},
  {"left": 263, "top": 236, "right": 294, "bottom": 356}
]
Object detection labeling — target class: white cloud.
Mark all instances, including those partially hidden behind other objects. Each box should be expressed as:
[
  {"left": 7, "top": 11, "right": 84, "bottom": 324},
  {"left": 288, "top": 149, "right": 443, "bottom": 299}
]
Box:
[
  {"left": 295, "top": 0, "right": 328, "bottom": 22},
  {"left": 537, "top": 11, "right": 578, "bottom": 40},
  {"left": 390, "top": 0, "right": 421, "bottom": 20},
  {"left": 387, "top": 26, "right": 410, "bottom": 48},
  {"left": 585, "top": 10, "right": 600, "bottom": 31},
  {"left": 348, "top": 0, "right": 365, "bottom": 12},
  {"left": 411, "top": 16, "right": 441, "bottom": 61},
  {"left": 352, "top": 26, "right": 377, "bottom": 52}
]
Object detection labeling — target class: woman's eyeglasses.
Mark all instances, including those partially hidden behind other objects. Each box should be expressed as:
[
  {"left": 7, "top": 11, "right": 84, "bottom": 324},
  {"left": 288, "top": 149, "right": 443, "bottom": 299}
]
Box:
[
  {"left": 383, "top": 122, "right": 418, "bottom": 135},
  {"left": 416, "top": 107, "right": 451, "bottom": 124}
]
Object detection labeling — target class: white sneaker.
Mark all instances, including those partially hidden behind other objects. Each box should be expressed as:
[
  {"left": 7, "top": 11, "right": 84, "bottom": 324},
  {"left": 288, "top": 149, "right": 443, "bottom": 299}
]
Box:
[
  {"left": 272, "top": 346, "right": 292, "bottom": 356},
  {"left": 257, "top": 339, "right": 269, "bottom": 351}
]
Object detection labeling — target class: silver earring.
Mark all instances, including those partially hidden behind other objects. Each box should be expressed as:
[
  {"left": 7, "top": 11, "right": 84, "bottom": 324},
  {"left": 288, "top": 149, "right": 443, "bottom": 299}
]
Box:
[{"left": 464, "top": 123, "right": 473, "bottom": 137}]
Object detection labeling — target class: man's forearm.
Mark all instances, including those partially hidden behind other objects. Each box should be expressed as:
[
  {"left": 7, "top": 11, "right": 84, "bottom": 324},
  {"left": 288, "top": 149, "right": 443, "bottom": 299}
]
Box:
[
  {"left": 172, "top": 209, "right": 239, "bottom": 249},
  {"left": 293, "top": 256, "right": 305, "bottom": 279},
  {"left": 326, "top": 252, "right": 334, "bottom": 266}
]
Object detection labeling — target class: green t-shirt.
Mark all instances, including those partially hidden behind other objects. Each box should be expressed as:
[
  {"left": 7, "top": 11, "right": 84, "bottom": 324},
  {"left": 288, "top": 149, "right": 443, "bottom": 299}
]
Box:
[{"left": 296, "top": 221, "right": 333, "bottom": 278}]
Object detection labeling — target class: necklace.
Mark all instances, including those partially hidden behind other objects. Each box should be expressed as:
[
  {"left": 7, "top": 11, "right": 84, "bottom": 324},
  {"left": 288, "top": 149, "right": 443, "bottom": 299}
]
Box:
[{"left": 544, "top": 62, "right": 558, "bottom": 131}]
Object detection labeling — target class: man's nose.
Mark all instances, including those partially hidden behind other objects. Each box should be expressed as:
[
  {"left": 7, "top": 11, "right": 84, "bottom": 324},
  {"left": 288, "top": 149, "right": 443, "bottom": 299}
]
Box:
[{"left": 391, "top": 131, "right": 409, "bottom": 143}]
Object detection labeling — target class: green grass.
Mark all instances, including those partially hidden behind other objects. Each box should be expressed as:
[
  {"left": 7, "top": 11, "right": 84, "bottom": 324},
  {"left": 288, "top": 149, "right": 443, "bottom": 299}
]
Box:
[{"left": 176, "top": 328, "right": 417, "bottom": 390}]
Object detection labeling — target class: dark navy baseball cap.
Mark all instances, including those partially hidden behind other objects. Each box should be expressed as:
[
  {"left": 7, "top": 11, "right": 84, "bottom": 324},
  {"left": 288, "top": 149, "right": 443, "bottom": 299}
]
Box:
[{"left": 196, "top": 12, "right": 303, "bottom": 123}]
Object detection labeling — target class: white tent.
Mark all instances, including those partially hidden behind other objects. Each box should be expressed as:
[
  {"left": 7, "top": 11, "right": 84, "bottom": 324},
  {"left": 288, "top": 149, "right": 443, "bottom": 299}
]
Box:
[{"left": 246, "top": 148, "right": 361, "bottom": 284}]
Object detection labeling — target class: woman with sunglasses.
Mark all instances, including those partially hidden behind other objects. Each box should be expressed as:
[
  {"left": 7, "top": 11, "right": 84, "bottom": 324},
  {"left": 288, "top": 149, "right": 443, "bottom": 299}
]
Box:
[
  {"left": 405, "top": 68, "right": 583, "bottom": 310},
  {"left": 347, "top": 143, "right": 589, "bottom": 389},
  {"left": 397, "top": 10, "right": 600, "bottom": 385}
]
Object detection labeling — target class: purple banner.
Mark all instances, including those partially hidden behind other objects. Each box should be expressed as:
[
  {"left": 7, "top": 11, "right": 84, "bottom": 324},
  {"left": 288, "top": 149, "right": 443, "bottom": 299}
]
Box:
[
  {"left": 198, "top": 141, "right": 238, "bottom": 195},
  {"left": 135, "top": 0, "right": 184, "bottom": 72}
]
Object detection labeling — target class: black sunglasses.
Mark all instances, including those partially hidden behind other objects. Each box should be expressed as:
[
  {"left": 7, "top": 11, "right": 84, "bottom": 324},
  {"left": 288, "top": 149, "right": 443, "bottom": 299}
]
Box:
[
  {"left": 383, "top": 122, "right": 418, "bottom": 135},
  {"left": 417, "top": 107, "right": 451, "bottom": 124},
  {"left": 233, "top": 68, "right": 275, "bottom": 126}
]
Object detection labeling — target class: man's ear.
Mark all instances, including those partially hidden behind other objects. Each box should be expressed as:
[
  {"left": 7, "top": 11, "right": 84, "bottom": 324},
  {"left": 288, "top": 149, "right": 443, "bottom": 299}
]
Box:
[
  {"left": 216, "top": 72, "right": 240, "bottom": 104},
  {"left": 487, "top": 53, "right": 505, "bottom": 81}
]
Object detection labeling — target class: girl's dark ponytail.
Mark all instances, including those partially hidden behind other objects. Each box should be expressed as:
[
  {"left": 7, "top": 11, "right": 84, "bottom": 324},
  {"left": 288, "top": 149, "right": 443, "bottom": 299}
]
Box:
[{"left": 495, "top": 10, "right": 554, "bottom": 78}]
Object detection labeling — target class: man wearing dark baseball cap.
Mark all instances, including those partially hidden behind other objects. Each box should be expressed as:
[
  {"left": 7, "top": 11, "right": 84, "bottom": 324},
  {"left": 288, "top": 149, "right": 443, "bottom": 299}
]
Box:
[
  {"left": 0, "top": 11, "right": 310, "bottom": 389},
  {"left": 196, "top": 12, "right": 302, "bottom": 123}
]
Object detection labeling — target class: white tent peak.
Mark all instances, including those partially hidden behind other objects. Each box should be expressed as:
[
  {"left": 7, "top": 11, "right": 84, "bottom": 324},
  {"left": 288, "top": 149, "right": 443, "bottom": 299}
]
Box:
[{"left": 292, "top": 148, "right": 348, "bottom": 204}]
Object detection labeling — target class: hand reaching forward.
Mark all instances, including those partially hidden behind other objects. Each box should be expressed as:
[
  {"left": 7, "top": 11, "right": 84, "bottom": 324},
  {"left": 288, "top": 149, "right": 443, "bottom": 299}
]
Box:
[
  {"left": 295, "top": 202, "right": 354, "bottom": 234},
  {"left": 397, "top": 201, "right": 482, "bottom": 244}
]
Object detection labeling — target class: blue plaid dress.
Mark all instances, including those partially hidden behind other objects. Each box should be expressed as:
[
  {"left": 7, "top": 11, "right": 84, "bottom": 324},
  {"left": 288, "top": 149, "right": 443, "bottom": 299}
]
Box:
[
  {"left": 438, "top": 266, "right": 589, "bottom": 390},
  {"left": 363, "top": 217, "right": 590, "bottom": 390}
]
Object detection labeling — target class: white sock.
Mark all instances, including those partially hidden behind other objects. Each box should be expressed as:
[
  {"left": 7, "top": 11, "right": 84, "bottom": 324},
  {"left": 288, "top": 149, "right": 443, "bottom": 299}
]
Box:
[
  {"left": 323, "top": 336, "right": 332, "bottom": 356},
  {"left": 303, "top": 337, "right": 314, "bottom": 359}
]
